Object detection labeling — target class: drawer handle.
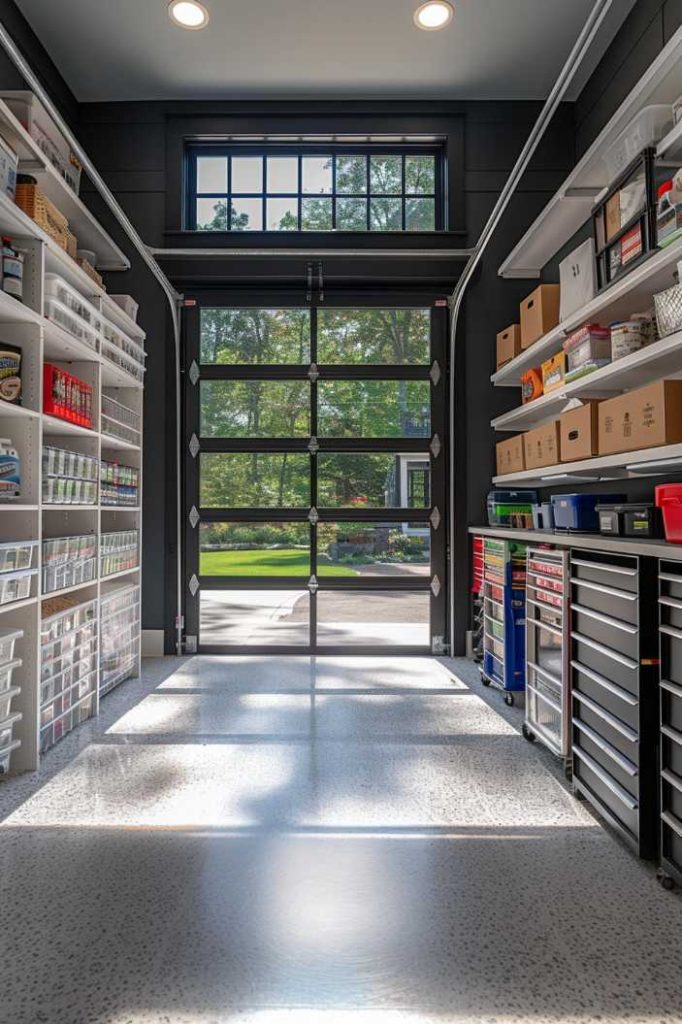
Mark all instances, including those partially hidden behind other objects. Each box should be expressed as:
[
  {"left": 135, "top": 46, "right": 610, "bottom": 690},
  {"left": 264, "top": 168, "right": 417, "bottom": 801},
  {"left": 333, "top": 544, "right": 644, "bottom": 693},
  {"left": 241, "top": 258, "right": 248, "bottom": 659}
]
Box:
[
  {"left": 570, "top": 659, "right": 639, "bottom": 706},
  {"left": 573, "top": 747, "right": 639, "bottom": 810},
  {"left": 571, "top": 558, "right": 637, "bottom": 577},
  {"left": 662, "top": 724, "right": 682, "bottom": 748},
  {"left": 527, "top": 660, "right": 563, "bottom": 688},
  {"left": 527, "top": 680, "right": 562, "bottom": 715},
  {"left": 528, "top": 566, "right": 564, "bottom": 585},
  {"left": 526, "top": 611, "right": 564, "bottom": 637},
  {"left": 659, "top": 572, "right": 682, "bottom": 584},
  {"left": 572, "top": 602, "right": 638, "bottom": 635},
  {"left": 661, "top": 624, "right": 682, "bottom": 642},
  {"left": 661, "top": 678, "right": 682, "bottom": 700},
  {"left": 659, "top": 595, "right": 682, "bottom": 611},
  {"left": 662, "top": 767, "right": 682, "bottom": 796},
  {"left": 662, "top": 810, "right": 682, "bottom": 839},
  {"left": 571, "top": 631, "right": 638, "bottom": 669},
  {"left": 572, "top": 690, "right": 638, "bottom": 743},
  {"left": 573, "top": 718, "right": 638, "bottom": 776},
  {"left": 569, "top": 576, "right": 638, "bottom": 601}
]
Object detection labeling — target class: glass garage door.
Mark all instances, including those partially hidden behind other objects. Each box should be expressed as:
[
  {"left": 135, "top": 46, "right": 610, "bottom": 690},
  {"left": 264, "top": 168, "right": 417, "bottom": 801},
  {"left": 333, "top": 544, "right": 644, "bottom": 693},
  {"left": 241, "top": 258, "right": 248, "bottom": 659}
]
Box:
[{"left": 184, "top": 298, "right": 447, "bottom": 654}]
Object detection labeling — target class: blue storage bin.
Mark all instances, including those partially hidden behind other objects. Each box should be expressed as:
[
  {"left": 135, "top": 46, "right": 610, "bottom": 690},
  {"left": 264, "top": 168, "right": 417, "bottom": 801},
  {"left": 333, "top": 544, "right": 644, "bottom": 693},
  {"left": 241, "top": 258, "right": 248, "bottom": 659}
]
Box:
[{"left": 551, "top": 492, "right": 627, "bottom": 532}]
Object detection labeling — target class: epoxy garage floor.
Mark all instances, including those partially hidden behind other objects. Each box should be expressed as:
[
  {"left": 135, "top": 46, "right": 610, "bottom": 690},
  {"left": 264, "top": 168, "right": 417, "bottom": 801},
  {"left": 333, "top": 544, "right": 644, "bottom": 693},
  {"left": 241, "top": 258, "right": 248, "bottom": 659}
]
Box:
[{"left": 1, "top": 656, "right": 682, "bottom": 1024}]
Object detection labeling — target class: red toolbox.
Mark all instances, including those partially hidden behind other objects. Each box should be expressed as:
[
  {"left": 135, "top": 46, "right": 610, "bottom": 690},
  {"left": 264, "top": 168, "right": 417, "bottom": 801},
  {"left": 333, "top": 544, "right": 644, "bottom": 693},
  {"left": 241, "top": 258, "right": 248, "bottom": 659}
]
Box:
[{"left": 656, "top": 484, "right": 682, "bottom": 543}]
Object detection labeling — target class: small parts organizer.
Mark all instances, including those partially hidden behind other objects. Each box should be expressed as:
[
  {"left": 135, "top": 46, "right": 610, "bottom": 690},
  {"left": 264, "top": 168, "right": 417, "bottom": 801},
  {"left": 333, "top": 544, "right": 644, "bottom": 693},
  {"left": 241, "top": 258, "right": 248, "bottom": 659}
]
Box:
[
  {"left": 0, "top": 540, "right": 38, "bottom": 606},
  {"left": 101, "top": 393, "right": 140, "bottom": 447},
  {"left": 45, "top": 273, "right": 146, "bottom": 383},
  {"left": 0, "top": 627, "right": 23, "bottom": 774},
  {"left": 100, "top": 530, "right": 139, "bottom": 577},
  {"left": 42, "top": 534, "right": 97, "bottom": 594},
  {"left": 42, "top": 445, "right": 98, "bottom": 505},
  {"left": 100, "top": 584, "right": 140, "bottom": 696},
  {"left": 40, "top": 597, "right": 97, "bottom": 754},
  {"left": 100, "top": 461, "right": 139, "bottom": 506},
  {"left": 43, "top": 363, "right": 93, "bottom": 428}
]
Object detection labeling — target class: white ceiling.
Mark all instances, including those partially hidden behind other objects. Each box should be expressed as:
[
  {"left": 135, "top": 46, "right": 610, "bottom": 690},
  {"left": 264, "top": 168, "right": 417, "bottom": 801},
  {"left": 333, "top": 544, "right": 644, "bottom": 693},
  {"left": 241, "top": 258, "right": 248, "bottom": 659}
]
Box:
[{"left": 14, "top": 0, "right": 635, "bottom": 103}]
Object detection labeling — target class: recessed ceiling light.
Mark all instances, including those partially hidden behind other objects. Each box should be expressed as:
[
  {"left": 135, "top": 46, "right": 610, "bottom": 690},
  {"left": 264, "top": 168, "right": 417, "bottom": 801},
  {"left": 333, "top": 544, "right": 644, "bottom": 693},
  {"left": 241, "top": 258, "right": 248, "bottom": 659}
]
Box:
[
  {"left": 414, "top": 1, "right": 454, "bottom": 30},
  {"left": 168, "top": 0, "right": 209, "bottom": 30}
]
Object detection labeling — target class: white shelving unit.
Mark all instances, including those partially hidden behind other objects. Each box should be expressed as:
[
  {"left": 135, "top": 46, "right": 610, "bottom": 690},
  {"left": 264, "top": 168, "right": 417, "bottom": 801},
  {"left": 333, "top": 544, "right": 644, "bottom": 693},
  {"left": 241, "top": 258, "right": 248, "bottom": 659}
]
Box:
[
  {"left": 498, "top": 26, "right": 682, "bottom": 280},
  {"left": 0, "top": 104, "right": 144, "bottom": 773}
]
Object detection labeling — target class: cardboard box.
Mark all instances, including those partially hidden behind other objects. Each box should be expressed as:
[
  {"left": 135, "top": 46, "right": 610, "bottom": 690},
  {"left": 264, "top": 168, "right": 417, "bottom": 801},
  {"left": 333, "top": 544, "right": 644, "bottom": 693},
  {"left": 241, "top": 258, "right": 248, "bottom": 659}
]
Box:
[
  {"left": 496, "top": 435, "right": 525, "bottom": 475},
  {"left": 520, "top": 284, "right": 561, "bottom": 350},
  {"left": 598, "top": 380, "right": 682, "bottom": 455},
  {"left": 523, "top": 420, "right": 561, "bottom": 470},
  {"left": 560, "top": 402, "right": 600, "bottom": 462},
  {"left": 496, "top": 324, "right": 521, "bottom": 370},
  {"left": 541, "top": 351, "right": 567, "bottom": 394},
  {"left": 605, "top": 191, "right": 621, "bottom": 242}
]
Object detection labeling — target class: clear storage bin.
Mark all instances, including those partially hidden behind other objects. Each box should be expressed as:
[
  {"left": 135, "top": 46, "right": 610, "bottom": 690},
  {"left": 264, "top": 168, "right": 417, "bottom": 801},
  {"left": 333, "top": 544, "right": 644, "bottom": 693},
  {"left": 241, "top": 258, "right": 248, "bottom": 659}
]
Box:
[
  {"left": 604, "top": 105, "right": 673, "bottom": 182},
  {"left": 0, "top": 540, "right": 38, "bottom": 573},
  {"left": 41, "top": 597, "right": 97, "bottom": 645},
  {"left": 0, "top": 683, "right": 20, "bottom": 721},
  {"left": 100, "top": 339, "right": 145, "bottom": 383},
  {"left": 0, "top": 569, "right": 36, "bottom": 605},
  {"left": 0, "top": 657, "right": 21, "bottom": 696},
  {"left": 0, "top": 711, "right": 21, "bottom": 751},
  {"left": 0, "top": 627, "right": 22, "bottom": 668},
  {"left": 44, "top": 296, "right": 99, "bottom": 352},
  {"left": 44, "top": 274, "right": 102, "bottom": 332},
  {"left": 0, "top": 737, "right": 20, "bottom": 775}
]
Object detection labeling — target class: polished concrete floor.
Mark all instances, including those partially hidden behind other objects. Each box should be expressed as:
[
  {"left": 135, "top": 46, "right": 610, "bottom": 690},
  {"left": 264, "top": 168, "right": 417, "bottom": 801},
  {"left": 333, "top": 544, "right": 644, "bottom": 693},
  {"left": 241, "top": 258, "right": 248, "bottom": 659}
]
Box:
[{"left": 1, "top": 655, "right": 681, "bottom": 1024}]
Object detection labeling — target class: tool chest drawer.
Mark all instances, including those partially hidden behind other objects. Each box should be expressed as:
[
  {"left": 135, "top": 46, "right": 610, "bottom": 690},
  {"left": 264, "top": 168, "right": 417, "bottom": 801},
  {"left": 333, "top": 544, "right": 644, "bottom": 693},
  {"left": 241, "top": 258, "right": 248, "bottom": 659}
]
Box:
[
  {"left": 571, "top": 549, "right": 658, "bottom": 860},
  {"left": 658, "top": 561, "right": 682, "bottom": 886},
  {"left": 525, "top": 548, "right": 570, "bottom": 760}
]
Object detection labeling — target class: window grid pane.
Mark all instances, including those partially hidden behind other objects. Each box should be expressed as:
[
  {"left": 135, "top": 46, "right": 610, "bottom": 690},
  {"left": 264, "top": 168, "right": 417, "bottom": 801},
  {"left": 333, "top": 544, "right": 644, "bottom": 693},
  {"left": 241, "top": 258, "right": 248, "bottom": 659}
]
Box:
[{"left": 191, "top": 148, "right": 440, "bottom": 232}]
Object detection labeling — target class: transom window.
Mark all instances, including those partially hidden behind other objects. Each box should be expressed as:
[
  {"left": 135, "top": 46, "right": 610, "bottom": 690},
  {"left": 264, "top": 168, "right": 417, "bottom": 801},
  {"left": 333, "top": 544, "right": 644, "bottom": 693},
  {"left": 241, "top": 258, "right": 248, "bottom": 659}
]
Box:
[{"left": 186, "top": 144, "right": 443, "bottom": 232}]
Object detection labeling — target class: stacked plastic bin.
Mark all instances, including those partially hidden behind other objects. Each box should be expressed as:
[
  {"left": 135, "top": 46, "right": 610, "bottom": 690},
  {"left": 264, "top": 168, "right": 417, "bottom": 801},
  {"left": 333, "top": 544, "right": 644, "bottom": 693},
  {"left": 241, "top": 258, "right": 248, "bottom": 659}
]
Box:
[
  {"left": 0, "top": 540, "right": 39, "bottom": 607},
  {"left": 100, "top": 530, "right": 139, "bottom": 577},
  {"left": 99, "top": 584, "right": 140, "bottom": 697},
  {"left": 42, "top": 446, "right": 98, "bottom": 505},
  {"left": 100, "top": 461, "right": 139, "bottom": 506},
  {"left": 42, "top": 534, "right": 97, "bottom": 594},
  {"left": 481, "top": 537, "right": 527, "bottom": 705},
  {"left": 100, "top": 393, "right": 141, "bottom": 447},
  {"left": 100, "top": 317, "right": 146, "bottom": 383},
  {"left": 40, "top": 597, "right": 98, "bottom": 753},
  {"left": 0, "top": 627, "right": 23, "bottom": 774}
]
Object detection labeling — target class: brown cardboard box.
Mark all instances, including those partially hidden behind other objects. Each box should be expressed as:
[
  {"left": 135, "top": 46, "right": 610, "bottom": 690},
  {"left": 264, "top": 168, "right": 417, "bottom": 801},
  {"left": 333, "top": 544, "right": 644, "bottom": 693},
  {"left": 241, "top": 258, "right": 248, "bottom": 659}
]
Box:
[
  {"left": 496, "top": 435, "right": 525, "bottom": 475},
  {"left": 523, "top": 420, "right": 561, "bottom": 470},
  {"left": 560, "top": 402, "right": 600, "bottom": 462},
  {"left": 496, "top": 324, "right": 521, "bottom": 370},
  {"left": 520, "top": 284, "right": 561, "bottom": 350},
  {"left": 598, "top": 380, "right": 682, "bottom": 455},
  {"left": 605, "top": 191, "right": 621, "bottom": 243}
]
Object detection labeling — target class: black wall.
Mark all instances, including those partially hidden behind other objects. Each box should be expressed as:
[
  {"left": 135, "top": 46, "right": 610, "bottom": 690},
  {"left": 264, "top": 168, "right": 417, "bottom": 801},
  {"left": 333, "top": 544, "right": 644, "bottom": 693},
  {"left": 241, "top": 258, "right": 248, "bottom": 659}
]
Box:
[{"left": 0, "top": 0, "right": 675, "bottom": 652}]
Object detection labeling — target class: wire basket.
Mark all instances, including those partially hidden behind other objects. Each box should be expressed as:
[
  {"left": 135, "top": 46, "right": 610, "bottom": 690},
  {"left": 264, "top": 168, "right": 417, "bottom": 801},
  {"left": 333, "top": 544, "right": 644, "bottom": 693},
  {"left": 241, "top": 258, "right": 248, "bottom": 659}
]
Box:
[
  {"left": 15, "top": 184, "right": 69, "bottom": 250},
  {"left": 654, "top": 283, "right": 682, "bottom": 338}
]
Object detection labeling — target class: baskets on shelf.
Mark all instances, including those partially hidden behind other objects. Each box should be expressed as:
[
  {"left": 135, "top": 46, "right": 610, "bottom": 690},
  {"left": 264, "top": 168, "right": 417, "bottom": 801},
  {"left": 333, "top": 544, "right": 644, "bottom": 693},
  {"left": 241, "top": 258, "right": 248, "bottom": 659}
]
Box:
[{"left": 15, "top": 183, "right": 69, "bottom": 250}]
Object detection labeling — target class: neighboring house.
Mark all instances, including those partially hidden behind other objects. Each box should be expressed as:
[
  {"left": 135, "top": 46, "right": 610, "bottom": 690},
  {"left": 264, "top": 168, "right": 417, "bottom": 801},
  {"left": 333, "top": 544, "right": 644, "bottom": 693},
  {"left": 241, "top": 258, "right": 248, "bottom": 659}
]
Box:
[{"left": 385, "top": 454, "right": 431, "bottom": 535}]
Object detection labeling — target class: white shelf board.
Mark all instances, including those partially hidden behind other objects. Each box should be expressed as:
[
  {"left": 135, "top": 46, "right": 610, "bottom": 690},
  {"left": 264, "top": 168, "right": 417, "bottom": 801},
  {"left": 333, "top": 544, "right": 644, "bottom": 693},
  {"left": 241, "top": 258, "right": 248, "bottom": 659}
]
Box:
[
  {"left": 101, "top": 295, "right": 145, "bottom": 342},
  {"left": 100, "top": 359, "right": 143, "bottom": 389},
  {"left": 657, "top": 117, "right": 682, "bottom": 160},
  {"left": 100, "top": 577, "right": 140, "bottom": 597},
  {"left": 493, "top": 441, "right": 682, "bottom": 487},
  {"left": 493, "top": 329, "right": 682, "bottom": 431},
  {"left": 0, "top": 289, "right": 44, "bottom": 328},
  {"left": 0, "top": 98, "right": 129, "bottom": 272},
  {"left": 493, "top": 236, "right": 682, "bottom": 386},
  {"left": 0, "top": 596, "right": 37, "bottom": 614},
  {"left": 101, "top": 566, "right": 140, "bottom": 582},
  {"left": 43, "top": 579, "right": 98, "bottom": 600},
  {"left": 99, "top": 433, "right": 141, "bottom": 452},
  {"left": 0, "top": 504, "right": 38, "bottom": 511},
  {"left": 42, "top": 504, "right": 98, "bottom": 512},
  {"left": 0, "top": 402, "right": 39, "bottom": 421},
  {"left": 42, "top": 317, "right": 99, "bottom": 363},
  {"left": 100, "top": 506, "right": 140, "bottom": 513},
  {"left": 499, "top": 25, "right": 682, "bottom": 278},
  {"left": 41, "top": 415, "right": 97, "bottom": 438}
]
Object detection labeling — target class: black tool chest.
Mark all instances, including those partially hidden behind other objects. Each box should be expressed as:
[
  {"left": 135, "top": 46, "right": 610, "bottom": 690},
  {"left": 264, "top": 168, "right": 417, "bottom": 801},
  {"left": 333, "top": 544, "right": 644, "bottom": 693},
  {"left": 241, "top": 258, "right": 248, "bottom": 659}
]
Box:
[
  {"left": 658, "top": 561, "right": 682, "bottom": 888},
  {"left": 570, "top": 549, "right": 659, "bottom": 859}
]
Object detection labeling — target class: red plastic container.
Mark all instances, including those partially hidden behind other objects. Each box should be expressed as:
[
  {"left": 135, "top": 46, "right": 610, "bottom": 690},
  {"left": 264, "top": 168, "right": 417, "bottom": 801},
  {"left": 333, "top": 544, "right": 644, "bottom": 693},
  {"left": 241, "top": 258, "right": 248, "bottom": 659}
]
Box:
[
  {"left": 43, "top": 363, "right": 93, "bottom": 428},
  {"left": 656, "top": 484, "right": 682, "bottom": 543}
]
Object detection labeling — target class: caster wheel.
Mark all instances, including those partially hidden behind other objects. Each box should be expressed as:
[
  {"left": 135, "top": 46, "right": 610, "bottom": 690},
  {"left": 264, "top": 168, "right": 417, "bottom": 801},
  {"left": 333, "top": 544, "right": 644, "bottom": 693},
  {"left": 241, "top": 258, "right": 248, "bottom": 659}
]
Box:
[
  {"left": 522, "top": 723, "right": 536, "bottom": 742},
  {"left": 505, "top": 693, "right": 515, "bottom": 707},
  {"left": 481, "top": 676, "right": 491, "bottom": 687},
  {"left": 572, "top": 785, "right": 585, "bottom": 801},
  {"left": 564, "top": 763, "right": 573, "bottom": 781},
  {"left": 657, "top": 870, "right": 675, "bottom": 891}
]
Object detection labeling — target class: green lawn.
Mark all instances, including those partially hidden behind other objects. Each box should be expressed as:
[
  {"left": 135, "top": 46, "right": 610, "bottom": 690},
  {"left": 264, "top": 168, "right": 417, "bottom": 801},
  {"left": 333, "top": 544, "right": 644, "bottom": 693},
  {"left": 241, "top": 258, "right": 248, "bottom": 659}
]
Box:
[{"left": 200, "top": 547, "right": 358, "bottom": 577}]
